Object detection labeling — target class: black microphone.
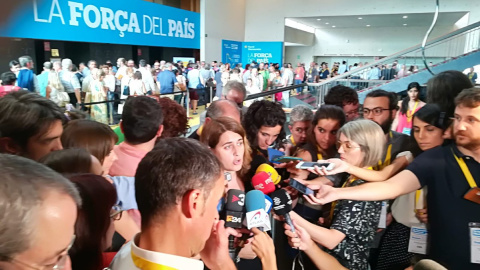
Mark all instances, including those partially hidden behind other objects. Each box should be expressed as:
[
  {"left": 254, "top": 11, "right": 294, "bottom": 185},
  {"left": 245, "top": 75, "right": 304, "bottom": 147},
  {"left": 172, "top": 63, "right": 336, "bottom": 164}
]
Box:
[
  {"left": 224, "top": 189, "right": 245, "bottom": 261},
  {"left": 270, "top": 189, "right": 295, "bottom": 233}
]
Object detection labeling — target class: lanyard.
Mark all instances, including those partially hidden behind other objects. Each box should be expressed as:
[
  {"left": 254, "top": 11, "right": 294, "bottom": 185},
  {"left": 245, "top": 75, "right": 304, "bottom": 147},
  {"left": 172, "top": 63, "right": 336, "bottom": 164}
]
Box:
[
  {"left": 406, "top": 100, "right": 419, "bottom": 122},
  {"left": 316, "top": 146, "right": 323, "bottom": 161},
  {"left": 290, "top": 135, "right": 296, "bottom": 146},
  {"left": 452, "top": 148, "right": 478, "bottom": 188},
  {"left": 414, "top": 189, "right": 426, "bottom": 211},
  {"left": 131, "top": 250, "right": 178, "bottom": 270},
  {"left": 375, "top": 132, "right": 393, "bottom": 170}
]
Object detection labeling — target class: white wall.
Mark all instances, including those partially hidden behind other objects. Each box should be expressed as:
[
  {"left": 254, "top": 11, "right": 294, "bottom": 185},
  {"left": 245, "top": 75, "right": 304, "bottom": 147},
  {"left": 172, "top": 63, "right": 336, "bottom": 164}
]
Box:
[
  {"left": 200, "top": 0, "right": 245, "bottom": 61},
  {"left": 284, "top": 26, "right": 314, "bottom": 46},
  {"left": 244, "top": 0, "right": 480, "bottom": 43},
  {"left": 285, "top": 46, "right": 314, "bottom": 65}
]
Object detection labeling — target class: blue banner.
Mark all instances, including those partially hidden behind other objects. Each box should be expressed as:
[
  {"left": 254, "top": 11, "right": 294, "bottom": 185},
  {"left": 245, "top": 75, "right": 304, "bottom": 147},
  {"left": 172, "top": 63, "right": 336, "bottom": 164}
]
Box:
[
  {"left": 222, "top": 40, "right": 242, "bottom": 66},
  {"left": 242, "top": 42, "right": 283, "bottom": 66},
  {"left": 0, "top": 0, "right": 200, "bottom": 49}
]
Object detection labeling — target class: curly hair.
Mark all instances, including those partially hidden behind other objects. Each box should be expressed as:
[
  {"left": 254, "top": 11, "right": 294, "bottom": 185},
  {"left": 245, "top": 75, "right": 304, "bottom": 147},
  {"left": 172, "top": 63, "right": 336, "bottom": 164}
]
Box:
[
  {"left": 242, "top": 100, "right": 286, "bottom": 149},
  {"left": 157, "top": 97, "right": 189, "bottom": 138},
  {"left": 324, "top": 85, "right": 359, "bottom": 108}
]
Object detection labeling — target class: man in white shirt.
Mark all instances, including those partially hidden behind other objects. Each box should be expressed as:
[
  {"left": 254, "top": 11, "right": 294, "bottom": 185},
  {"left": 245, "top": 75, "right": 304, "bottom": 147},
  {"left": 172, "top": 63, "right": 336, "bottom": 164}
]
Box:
[
  {"left": 110, "top": 138, "right": 238, "bottom": 270},
  {"left": 138, "top": 59, "right": 156, "bottom": 95}
]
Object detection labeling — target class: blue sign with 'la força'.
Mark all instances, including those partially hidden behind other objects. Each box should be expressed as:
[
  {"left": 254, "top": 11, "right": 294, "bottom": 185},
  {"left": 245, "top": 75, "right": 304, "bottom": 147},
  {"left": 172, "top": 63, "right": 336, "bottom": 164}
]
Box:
[{"left": 0, "top": 0, "right": 200, "bottom": 49}]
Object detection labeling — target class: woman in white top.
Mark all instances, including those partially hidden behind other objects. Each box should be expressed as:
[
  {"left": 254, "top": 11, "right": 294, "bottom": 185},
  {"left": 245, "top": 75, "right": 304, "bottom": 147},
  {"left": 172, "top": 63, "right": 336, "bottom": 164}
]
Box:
[
  {"left": 244, "top": 78, "right": 261, "bottom": 107},
  {"left": 129, "top": 71, "right": 146, "bottom": 96},
  {"left": 120, "top": 67, "right": 134, "bottom": 99},
  {"left": 46, "top": 71, "right": 69, "bottom": 107}
]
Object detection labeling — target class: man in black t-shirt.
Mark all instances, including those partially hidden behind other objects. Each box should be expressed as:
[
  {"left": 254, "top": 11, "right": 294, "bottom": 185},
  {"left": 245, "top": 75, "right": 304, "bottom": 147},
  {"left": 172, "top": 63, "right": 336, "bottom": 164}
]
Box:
[{"left": 310, "top": 88, "right": 480, "bottom": 269}]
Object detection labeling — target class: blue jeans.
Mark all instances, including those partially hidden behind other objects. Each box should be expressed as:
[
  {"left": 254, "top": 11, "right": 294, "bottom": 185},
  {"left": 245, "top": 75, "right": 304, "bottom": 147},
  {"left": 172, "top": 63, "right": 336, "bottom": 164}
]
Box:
[
  {"left": 295, "top": 79, "right": 303, "bottom": 94},
  {"left": 107, "top": 91, "right": 115, "bottom": 124}
]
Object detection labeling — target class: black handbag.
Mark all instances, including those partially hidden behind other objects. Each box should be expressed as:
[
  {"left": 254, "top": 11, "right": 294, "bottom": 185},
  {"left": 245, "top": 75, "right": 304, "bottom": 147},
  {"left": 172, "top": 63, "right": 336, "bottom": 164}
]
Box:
[{"left": 123, "top": 79, "right": 131, "bottom": 96}]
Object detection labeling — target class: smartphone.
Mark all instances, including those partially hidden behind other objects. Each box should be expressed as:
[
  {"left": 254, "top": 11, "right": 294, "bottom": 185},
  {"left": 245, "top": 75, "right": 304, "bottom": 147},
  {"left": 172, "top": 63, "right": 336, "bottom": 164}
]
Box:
[
  {"left": 273, "top": 156, "right": 303, "bottom": 163},
  {"left": 296, "top": 161, "right": 335, "bottom": 170},
  {"left": 289, "top": 178, "right": 314, "bottom": 196}
]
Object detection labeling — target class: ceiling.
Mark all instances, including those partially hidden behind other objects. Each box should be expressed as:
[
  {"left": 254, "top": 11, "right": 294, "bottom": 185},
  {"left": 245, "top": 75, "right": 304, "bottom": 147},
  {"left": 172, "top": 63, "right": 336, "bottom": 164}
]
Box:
[{"left": 288, "top": 12, "right": 468, "bottom": 29}]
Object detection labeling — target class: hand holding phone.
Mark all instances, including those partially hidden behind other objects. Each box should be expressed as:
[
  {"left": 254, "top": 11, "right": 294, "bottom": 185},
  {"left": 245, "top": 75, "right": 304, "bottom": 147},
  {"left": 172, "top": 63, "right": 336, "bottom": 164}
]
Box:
[
  {"left": 295, "top": 161, "right": 335, "bottom": 170},
  {"left": 289, "top": 178, "right": 314, "bottom": 196}
]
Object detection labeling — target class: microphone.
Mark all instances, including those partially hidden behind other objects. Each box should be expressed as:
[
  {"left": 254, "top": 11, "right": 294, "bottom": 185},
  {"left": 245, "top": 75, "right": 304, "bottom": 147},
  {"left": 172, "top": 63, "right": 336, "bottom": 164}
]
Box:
[
  {"left": 413, "top": 260, "right": 447, "bottom": 270},
  {"left": 252, "top": 171, "right": 276, "bottom": 195},
  {"left": 256, "top": 164, "right": 281, "bottom": 185},
  {"left": 245, "top": 190, "right": 271, "bottom": 231},
  {"left": 225, "top": 189, "right": 245, "bottom": 261},
  {"left": 264, "top": 194, "right": 273, "bottom": 213},
  {"left": 270, "top": 189, "right": 295, "bottom": 233}
]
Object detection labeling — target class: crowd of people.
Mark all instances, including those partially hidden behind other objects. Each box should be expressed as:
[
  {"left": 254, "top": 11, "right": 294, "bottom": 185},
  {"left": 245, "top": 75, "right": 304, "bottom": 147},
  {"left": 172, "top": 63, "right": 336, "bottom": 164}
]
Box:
[{"left": 0, "top": 51, "right": 479, "bottom": 270}]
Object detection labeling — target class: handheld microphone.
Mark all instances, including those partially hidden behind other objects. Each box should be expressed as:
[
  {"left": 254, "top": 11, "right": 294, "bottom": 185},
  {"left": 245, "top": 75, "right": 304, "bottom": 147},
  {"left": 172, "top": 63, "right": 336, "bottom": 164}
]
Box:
[
  {"left": 224, "top": 189, "right": 245, "bottom": 261},
  {"left": 264, "top": 194, "right": 273, "bottom": 213},
  {"left": 256, "top": 164, "right": 281, "bottom": 185},
  {"left": 270, "top": 189, "right": 295, "bottom": 233},
  {"left": 245, "top": 190, "right": 271, "bottom": 231},
  {"left": 252, "top": 171, "right": 276, "bottom": 195}
]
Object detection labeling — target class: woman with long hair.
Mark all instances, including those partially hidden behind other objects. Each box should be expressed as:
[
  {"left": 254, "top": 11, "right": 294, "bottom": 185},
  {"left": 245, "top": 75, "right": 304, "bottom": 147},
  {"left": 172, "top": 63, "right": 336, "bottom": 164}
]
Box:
[
  {"left": 46, "top": 71, "right": 69, "bottom": 107},
  {"left": 392, "top": 82, "right": 425, "bottom": 134},
  {"left": 68, "top": 174, "right": 120, "bottom": 270},
  {"left": 89, "top": 68, "right": 108, "bottom": 124},
  {"left": 40, "top": 148, "right": 103, "bottom": 175},
  {"left": 291, "top": 119, "right": 386, "bottom": 270}
]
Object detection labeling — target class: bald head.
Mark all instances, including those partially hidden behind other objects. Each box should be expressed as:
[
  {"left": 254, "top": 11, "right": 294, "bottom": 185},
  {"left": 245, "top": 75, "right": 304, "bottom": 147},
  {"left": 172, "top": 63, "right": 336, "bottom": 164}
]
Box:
[{"left": 206, "top": 100, "right": 241, "bottom": 123}]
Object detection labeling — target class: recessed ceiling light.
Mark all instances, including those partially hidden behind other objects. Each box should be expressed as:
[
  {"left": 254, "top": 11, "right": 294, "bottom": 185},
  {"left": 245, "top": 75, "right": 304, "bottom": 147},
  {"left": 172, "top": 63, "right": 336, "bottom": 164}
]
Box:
[
  {"left": 403, "top": 15, "right": 408, "bottom": 19},
  {"left": 403, "top": 23, "right": 407, "bottom": 26},
  {"left": 366, "top": 24, "right": 371, "bottom": 27},
  {"left": 332, "top": 25, "right": 336, "bottom": 28},
  {"left": 317, "top": 19, "right": 321, "bottom": 21},
  {"left": 325, "top": 22, "right": 329, "bottom": 25},
  {"left": 358, "top": 17, "right": 363, "bottom": 19}
]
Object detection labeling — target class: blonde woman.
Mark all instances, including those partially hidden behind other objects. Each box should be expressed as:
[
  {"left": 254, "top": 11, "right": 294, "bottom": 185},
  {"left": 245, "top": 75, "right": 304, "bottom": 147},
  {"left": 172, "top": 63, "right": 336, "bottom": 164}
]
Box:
[
  {"left": 290, "top": 119, "right": 385, "bottom": 270},
  {"left": 89, "top": 68, "right": 108, "bottom": 124},
  {"left": 46, "top": 71, "right": 69, "bottom": 107}
]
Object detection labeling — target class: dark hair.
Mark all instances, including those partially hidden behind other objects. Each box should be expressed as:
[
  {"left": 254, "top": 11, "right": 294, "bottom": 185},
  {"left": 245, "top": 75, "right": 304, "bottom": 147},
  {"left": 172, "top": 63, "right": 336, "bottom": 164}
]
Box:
[
  {"left": 1, "top": 71, "right": 17, "bottom": 85},
  {"left": 306, "top": 105, "right": 346, "bottom": 150},
  {"left": 71, "top": 64, "right": 79, "bottom": 72},
  {"left": 133, "top": 71, "right": 142, "bottom": 80},
  {"left": 427, "top": 70, "right": 473, "bottom": 119},
  {"left": 324, "top": 85, "right": 359, "bottom": 108},
  {"left": 455, "top": 88, "right": 480, "bottom": 108},
  {"left": 366, "top": 89, "right": 398, "bottom": 110},
  {"left": 157, "top": 97, "right": 189, "bottom": 138},
  {"left": 201, "top": 117, "right": 252, "bottom": 178},
  {"left": 40, "top": 148, "right": 93, "bottom": 174},
  {"left": 243, "top": 100, "right": 286, "bottom": 149},
  {"left": 68, "top": 174, "right": 116, "bottom": 270},
  {"left": 410, "top": 104, "right": 448, "bottom": 156},
  {"left": 0, "top": 91, "right": 65, "bottom": 151},
  {"left": 139, "top": 59, "right": 147, "bottom": 67},
  {"left": 135, "top": 138, "right": 222, "bottom": 228},
  {"left": 122, "top": 96, "right": 163, "bottom": 144},
  {"left": 8, "top": 60, "right": 19, "bottom": 68},
  {"left": 400, "top": 82, "right": 421, "bottom": 115},
  {"left": 62, "top": 120, "right": 118, "bottom": 164}
]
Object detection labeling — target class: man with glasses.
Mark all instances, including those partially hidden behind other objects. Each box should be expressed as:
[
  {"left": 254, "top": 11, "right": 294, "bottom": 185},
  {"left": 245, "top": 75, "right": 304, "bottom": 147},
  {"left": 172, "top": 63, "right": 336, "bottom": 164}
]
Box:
[
  {"left": 361, "top": 89, "right": 412, "bottom": 268},
  {"left": 285, "top": 105, "right": 314, "bottom": 153},
  {"left": 0, "top": 154, "right": 81, "bottom": 270}
]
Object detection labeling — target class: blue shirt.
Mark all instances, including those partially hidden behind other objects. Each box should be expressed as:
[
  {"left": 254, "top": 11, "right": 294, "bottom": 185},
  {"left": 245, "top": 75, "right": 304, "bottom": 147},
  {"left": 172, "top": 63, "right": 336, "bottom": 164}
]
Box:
[
  {"left": 157, "top": 70, "right": 177, "bottom": 94},
  {"left": 37, "top": 71, "right": 50, "bottom": 97}
]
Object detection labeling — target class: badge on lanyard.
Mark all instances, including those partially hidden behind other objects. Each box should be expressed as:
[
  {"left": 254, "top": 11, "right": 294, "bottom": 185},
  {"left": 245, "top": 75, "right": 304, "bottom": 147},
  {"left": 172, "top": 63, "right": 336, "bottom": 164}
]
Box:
[
  {"left": 408, "top": 224, "right": 428, "bottom": 255},
  {"left": 452, "top": 148, "right": 480, "bottom": 204},
  {"left": 470, "top": 222, "right": 480, "bottom": 264}
]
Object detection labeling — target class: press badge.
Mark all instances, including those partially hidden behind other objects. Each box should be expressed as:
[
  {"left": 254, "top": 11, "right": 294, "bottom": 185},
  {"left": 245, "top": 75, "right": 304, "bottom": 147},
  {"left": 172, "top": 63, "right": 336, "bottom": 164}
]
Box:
[
  {"left": 408, "top": 224, "right": 428, "bottom": 254},
  {"left": 402, "top": 128, "right": 412, "bottom": 135},
  {"left": 470, "top": 222, "right": 480, "bottom": 264},
  {"left": 377, "top": 201, "right": 388, "bottom": 229}
]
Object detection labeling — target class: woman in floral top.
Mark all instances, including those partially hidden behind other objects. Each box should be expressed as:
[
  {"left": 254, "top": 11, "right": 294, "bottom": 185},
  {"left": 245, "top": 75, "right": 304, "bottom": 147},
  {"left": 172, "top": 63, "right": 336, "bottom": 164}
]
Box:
[{"left": 289, "top": 119, "right": 385, "bottom": 270}]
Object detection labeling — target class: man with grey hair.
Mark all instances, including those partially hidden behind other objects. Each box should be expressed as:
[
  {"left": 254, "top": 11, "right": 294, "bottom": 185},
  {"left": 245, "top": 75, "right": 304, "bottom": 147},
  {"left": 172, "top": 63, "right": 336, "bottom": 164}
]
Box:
[
  {"left": 156, "top": 62, "right": 177, "bottom": 96},
  {"left": 138, "top": 59, "right": 156, "bottom": 95},
  {"left": 37, "top": 61, "right": 52, "bottom": 97},
  {"left": 199, "top": 81, "right": 247, "bottom": 125},
  {"left": 0, "top": 154, "right": 81, "bottom": 270},
  {"left": 60, "top": 58, "right": 81, "bottom": 106},
  {"left": 189, "top": 99, "right": 241, "bottom": 140},
  {"left": 17, "top": 55, "right": 39, "bottom": 93},
  {"left": 287, "top": 105, "right": 314, "bottom": 147}
]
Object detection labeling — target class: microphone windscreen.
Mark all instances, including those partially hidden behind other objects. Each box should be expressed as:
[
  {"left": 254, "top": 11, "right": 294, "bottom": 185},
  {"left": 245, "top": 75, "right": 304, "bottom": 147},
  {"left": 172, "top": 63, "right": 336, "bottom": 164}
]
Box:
[
  {"left": 256, "top": 164, "right": 281, "bottom": 184},
  {"left": 413, "top": 260, "right": 447, "bottom": 270},
  {"left": 270, "top": 189, "right": 293, "bottom": 215},
  {"left": 264, "top": 194, "right": 273, "bottom": 213},
  {"left": 245, "top": 190, "right": 266, "bottom": 212},
  {"left": 225, "top": 189, "right": 245, "bottom": 212},
  {"left": 252, "top": 171, "right": 276, "bottom": 195}
]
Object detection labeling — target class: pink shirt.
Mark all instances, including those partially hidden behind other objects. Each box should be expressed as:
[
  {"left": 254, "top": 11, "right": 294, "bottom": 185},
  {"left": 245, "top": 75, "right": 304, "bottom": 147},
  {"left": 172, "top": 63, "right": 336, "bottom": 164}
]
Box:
[
  {"left": 109, "top": 142, "right": 149, "bottom": 177},
  {"left": 295, "top": 67, "right": 305, "bottom": 80}
]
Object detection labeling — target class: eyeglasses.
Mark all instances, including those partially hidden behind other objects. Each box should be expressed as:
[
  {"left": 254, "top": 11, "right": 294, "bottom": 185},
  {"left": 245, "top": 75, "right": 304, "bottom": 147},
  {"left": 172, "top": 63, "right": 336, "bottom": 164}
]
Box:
[
  {"left": 9, "top": 235, "right": 76, "bottom": 270},
  {"left": 345, "top": 109, "right": 359, "bottom": 117},
  {"left": 110, "top": 204, "right": 123, "bottom": 221},
  {"left": 362, "top": 107, "right": 392, "bottom": 116},
  {"left": 336, "top": 141, "right": 361, "bottom": 152}
]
